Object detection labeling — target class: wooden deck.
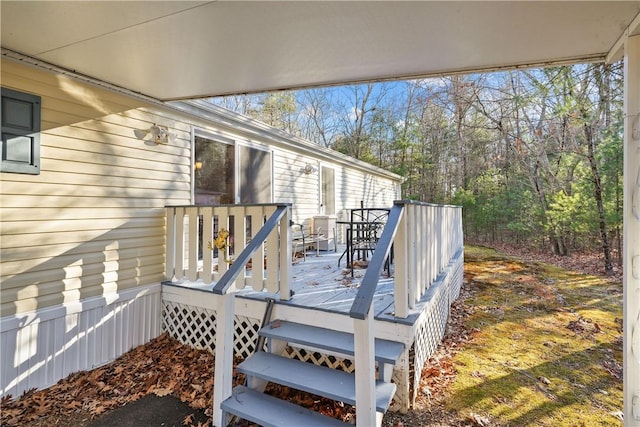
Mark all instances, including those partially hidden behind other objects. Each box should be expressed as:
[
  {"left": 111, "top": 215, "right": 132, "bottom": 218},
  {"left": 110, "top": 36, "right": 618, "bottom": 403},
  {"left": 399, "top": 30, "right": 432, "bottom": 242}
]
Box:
[
  {"left": 164, "top": 246, "right": 460, "bottom": 326},
  {"left": 162, "top": 202, "right": 464, "bottom": 416}
]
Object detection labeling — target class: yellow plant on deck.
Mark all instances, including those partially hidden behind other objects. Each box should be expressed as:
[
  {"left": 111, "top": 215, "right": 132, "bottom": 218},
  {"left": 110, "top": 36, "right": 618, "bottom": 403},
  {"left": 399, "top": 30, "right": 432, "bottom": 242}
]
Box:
[{"left": 208, "top": 229, "right": 233, "bottom": 264}]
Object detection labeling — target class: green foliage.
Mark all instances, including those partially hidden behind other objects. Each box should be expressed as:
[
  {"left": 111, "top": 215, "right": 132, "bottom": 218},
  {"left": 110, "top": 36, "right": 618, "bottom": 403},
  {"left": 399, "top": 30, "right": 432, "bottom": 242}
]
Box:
[
  {"left": 451, "top": 188, "right": 476, "bottom": 208},
  {"left": 546, "top": 191, "right": 594, "bottom": 236},
  {"left": 215, "top": 63, "right": 624, "bottom": 260}
]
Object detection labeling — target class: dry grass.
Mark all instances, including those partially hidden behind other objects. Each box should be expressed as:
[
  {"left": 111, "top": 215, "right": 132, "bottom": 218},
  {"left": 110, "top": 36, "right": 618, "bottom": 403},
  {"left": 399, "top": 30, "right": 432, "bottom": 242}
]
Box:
[{"left": 444, "top": 245, "right": 623, "bottom": 426}]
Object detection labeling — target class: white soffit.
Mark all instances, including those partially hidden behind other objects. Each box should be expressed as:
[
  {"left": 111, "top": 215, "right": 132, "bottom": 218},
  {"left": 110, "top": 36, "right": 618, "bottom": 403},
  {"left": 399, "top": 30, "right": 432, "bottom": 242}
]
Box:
[{"left": 2, "top": 1, "right": 639, "bottom": 101}]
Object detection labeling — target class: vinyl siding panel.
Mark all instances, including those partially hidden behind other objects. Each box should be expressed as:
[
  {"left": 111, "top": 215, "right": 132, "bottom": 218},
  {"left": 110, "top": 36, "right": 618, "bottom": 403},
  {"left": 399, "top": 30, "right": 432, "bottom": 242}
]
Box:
[
  {"left": 0, "top": 60, "right": 191, "bottom": 317},
  {"left": 270, "top": 151, "right": 398, "bottom": 223},
  {"left": 272, "top": 150, "right": 320, "bottom": 221},
  {"left": 334, "top": 165, "right": 399, "bottom": 217},
  {"left": 1, "top": 284, "right": 161, "bottom": 398}
]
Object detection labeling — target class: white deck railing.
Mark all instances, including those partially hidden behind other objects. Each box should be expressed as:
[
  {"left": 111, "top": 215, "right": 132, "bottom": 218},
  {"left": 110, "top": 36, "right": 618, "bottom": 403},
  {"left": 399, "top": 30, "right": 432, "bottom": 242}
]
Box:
[
  {"left": 166, "top": 201, "right": 462, "bottom": 427},
  {"left": 165, "top": 203, "right": 292, "bottom": 296},
  {"left": 395, "top": 200, "right": 464, "bottom": 317},
  {"left": 350, "top": 200, "right": 463, "bottom": 426},
  {"left": 166, "top": 203, "right": 293, "bottom": 427}
]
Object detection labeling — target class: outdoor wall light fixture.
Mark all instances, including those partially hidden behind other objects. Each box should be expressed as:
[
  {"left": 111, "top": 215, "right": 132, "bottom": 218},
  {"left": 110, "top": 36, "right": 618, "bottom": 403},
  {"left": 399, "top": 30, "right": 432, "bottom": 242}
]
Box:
[
  {"left": 302, "top": 163, "right": 317, "bottom": 175},
  {"left": 133, "top": 124, "right": 174, "bottom": 145}
]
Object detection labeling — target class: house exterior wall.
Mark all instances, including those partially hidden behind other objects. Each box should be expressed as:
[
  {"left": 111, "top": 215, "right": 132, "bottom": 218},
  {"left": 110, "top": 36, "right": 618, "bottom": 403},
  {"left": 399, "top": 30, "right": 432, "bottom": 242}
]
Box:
[
  {"left": 272, "top": 154, "right": 401, "bottom": 222},
  {"left": 0, "top": 58, "right": 402, "bottom": 397},
  {"left": 0, "top": 59, "right": 189, "bottom": 397},
  {"left": 175, "top": 100, "right": 403, "bottom": 225},
  {"left": 0, "top": 60, "right": 192, "bottom": 318}
]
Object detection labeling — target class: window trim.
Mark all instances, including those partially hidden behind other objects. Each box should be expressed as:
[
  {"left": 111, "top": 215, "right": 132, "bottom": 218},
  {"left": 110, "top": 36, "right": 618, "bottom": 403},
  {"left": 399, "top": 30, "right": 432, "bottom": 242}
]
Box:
[{"left": 1, "top": 87, "right": 41, "bottom": 175}]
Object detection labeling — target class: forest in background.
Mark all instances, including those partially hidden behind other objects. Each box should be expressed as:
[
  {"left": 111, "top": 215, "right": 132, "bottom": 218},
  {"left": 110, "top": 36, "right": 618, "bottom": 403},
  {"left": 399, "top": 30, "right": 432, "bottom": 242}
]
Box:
[{"left": 211, "top": 63, "right": 624, "bottom": 274}]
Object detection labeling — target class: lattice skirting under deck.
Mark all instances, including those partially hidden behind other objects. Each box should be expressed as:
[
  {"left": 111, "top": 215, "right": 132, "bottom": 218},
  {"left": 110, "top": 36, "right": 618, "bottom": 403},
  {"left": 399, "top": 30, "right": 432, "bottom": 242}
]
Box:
[
  {"left": 161, "top": 299, "right": 412, "bottom": 410},
  {"left": 409, "top": 252, "right": 464, "bottom": 406},
  {"left": 162, "top": 301, "right": 262, "bottom": 360}
]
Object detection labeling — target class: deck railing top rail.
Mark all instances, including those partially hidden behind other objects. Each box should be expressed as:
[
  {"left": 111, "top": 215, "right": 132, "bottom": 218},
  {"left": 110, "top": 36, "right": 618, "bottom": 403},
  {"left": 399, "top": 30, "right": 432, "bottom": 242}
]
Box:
[{"left": 391, "top": 199, "right": 462, "bottom": 209}]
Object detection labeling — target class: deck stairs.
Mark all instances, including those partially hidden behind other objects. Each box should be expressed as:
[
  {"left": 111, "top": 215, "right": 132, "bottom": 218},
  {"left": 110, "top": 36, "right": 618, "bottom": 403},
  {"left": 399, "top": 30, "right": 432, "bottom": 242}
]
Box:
[{"left": 220, "top": 319, "right": 405, "bottom": 427}]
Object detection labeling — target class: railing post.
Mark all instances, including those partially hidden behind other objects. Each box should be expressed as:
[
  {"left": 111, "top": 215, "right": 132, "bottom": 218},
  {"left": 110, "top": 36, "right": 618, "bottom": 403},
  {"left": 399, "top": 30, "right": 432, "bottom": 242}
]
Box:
[
  {"left": 201, "top": 206, "right": 214, "bottom": 284},
  {"left": 218, "top": 206, "right": 232, "bottom": 279},
  {"left": 247, "top": 205, "right": 265, "bottom": 291},
  {"left": 458, "top": 207, "right": 464, "bottom": 250},
  {"left": 422, "top": 204, "right": 430, "bottom": 297},
  {"left": 407, "top": 203, "right": 417, "bottom": 308},
  {"left": 165, "top": 207, "right": 176, "bottom": 282},
  {"left": 212, "top": 291, "right": 235, "bottom": 427},
  {"left": 435, "top": 205, "right": 442, "bottom": 278},
  {"left": 265, "top": 205, "right": 280, "bottom": 293},
  {"left": 186, "top": 206, "right": 199, "bottom": 282},
  {"left": 279, "top": 206, "right": 292, "bottom": 300},
  {"left": 394, "top": 202, "right": 409, "bottom": 318},
  {"left": 175, "top": 207, "right": 186, "bottom": 281},
  {"left": 354, "top": 309, "right": 378, "bottom": 427}
]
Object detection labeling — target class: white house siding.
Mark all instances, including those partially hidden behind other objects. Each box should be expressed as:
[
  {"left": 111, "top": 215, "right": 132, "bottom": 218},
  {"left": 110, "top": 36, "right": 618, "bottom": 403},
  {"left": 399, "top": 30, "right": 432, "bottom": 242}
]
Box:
[
  {"left": 1, "top": 60, "right": 193, "bottom": 317},
  {"left": 272, "top": 149, "right": 321, "bottom": 221},
  {"left": 172, "top": 100, "right": 403, "bottom": 226},
  {"left": 0, "top": 59, "right": 402, "bottom": 397},
  {"left": 0, "top": 59, "right": 191, "bottom": 397},
  {"left": 334, "top": 165, "right": 400, "bottom": 218}
]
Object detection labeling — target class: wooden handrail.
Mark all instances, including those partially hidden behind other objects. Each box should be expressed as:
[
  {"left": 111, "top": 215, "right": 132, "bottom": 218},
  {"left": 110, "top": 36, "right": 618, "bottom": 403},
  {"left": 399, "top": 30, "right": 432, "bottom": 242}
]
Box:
[
  {"left": 212, "top": 204, "right": 289, "bottom": 295},
  {"left": 349, "top": 202, "right": 405, "bottom": 320}
]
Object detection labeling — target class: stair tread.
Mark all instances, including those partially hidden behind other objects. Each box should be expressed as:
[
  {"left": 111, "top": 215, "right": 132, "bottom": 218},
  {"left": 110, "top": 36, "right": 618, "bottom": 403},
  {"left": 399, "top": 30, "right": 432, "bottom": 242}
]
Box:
[
  {"left": 222, "top": 385, "right": 347, "bottom": 427},
  {"left": 239, "top": 351, "right": 396, "bottom": 412},
  {"left": 260, "top": 320, "right": 404, "bottom": 365}
]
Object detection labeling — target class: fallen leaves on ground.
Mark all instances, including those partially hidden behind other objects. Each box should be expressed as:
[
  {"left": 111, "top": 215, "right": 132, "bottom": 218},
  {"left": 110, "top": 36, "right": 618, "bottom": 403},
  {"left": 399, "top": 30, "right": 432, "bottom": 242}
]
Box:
[
  {"left": 488, "top": 242, "right": 622, "bottom": 280},
  {"left": 0, "top": 333, "right": 220, "bottom": 426},
  {"left": 0, "top": 332, "right": 356, "bottom": 427},
  {"left": 1, "top": 245, "right": 624, "bottom": 427}
]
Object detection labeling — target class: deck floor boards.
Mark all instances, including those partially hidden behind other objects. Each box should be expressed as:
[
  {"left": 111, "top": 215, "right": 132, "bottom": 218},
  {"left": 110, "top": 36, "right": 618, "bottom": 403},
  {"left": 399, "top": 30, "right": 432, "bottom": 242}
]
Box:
[{"left": 166, "top": 247, "right": 429, "bottom": 325}]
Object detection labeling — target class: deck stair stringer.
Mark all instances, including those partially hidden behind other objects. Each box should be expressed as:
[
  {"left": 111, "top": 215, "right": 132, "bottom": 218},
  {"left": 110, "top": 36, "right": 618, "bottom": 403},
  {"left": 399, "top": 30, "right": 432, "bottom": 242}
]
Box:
[{"left": 220, "top": 318, "right": 404, "bottom": 427}]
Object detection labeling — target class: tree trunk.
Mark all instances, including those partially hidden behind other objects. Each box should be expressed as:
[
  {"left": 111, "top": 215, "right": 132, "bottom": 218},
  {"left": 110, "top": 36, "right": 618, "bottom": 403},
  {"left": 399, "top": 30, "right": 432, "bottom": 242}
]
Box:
[{"left": 584, "top": 123, "right": 614, "bottom": 274}]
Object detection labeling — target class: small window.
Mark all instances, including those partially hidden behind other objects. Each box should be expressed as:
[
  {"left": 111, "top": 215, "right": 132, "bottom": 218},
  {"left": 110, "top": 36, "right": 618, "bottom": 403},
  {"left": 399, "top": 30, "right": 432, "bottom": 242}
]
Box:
[{"left": 1, "top": 88, "right": 41, "bottom": 175}]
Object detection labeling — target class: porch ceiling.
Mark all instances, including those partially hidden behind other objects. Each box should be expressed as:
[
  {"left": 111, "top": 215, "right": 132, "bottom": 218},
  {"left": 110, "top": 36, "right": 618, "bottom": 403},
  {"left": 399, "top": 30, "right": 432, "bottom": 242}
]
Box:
[{"left": 1, "top": 1, "right": 640, "bottom": 101}]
